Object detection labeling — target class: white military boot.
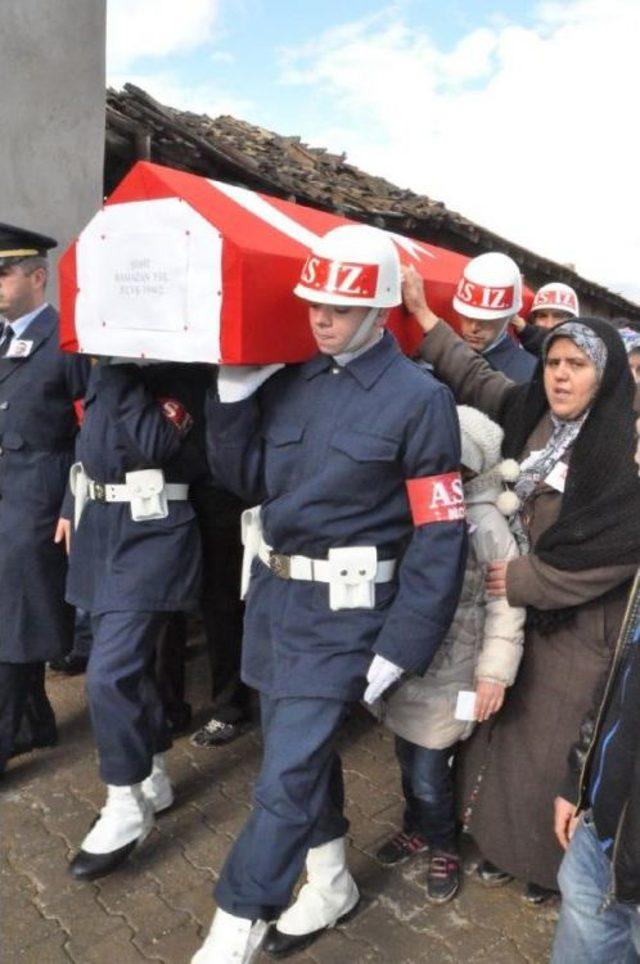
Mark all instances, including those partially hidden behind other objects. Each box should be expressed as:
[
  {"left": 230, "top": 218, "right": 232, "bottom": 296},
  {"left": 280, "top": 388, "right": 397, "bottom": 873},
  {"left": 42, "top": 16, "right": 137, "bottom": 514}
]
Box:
[
  {"left": 192, "top": 908, "right": 267, "bottom": 964},
  {"left": 69, "top": 783, "right": 155, "bottom": 881},
  {"left": 262, "top": 837, "right": 360, "bottom": 958},
  {"left": 141, "top": 753, "right": 174, "bottom": 814}
]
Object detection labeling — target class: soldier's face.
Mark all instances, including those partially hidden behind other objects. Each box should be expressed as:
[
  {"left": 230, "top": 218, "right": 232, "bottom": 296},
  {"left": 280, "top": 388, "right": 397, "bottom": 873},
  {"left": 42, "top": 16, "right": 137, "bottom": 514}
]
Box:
[
  {"left": 308, "top": 304, "right": 371, "bottom": 354},
  {"left": 532, "top": 309, "right": 572, "bottom": 330},
  {"left": 0, "top": 265, "right": 42, "bottom": 320},
  {"left": 459, "top": 314, "right": 505, "bottom": 352}
]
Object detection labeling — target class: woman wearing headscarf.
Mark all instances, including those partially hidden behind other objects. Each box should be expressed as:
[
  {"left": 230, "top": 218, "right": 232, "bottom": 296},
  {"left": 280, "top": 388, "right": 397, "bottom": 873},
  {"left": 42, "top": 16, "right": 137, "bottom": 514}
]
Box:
[{"left": 401, "top": 267, "right": 640, "bottom": 903}]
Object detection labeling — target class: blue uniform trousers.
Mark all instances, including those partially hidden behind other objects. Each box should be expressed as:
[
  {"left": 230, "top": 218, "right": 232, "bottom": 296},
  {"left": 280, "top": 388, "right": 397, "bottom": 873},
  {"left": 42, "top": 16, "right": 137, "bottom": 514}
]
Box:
[
  {"left": 86, "top": 612, "right": 172, "bottom": 786},
  {"left": 215, "top": 694, "right": 350, "bottom": 920}
]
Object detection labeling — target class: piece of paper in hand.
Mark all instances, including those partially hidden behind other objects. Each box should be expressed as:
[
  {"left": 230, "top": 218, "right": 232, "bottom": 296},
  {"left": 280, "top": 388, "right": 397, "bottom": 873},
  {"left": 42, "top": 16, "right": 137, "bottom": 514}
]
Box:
[{"left": 455, "top": 690, "right": 477, "bottom": 721}]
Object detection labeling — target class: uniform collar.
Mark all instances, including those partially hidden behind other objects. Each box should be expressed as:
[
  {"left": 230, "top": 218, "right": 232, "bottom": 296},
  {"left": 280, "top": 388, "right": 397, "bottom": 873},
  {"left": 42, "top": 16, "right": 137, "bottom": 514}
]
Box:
[
  {"left": 302, "top": 331, "right": 401, "bottom": 389},
  {"left": 482, "top": 331, "right": 509, "bottom": 357},
  {"left": 5, "top": 302, "right": 49, "bottom": 340}
]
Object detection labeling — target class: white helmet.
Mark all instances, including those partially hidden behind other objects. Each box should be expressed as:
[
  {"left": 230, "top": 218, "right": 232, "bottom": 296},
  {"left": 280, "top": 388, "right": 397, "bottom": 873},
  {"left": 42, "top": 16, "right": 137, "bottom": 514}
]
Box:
[
  {"left": 294, "top": 224, "right": 401, "bottom": 308},
  {"left": 453, "top": 252, "right": 523, "bottom": 321},
  {"left": 530, "top": 282, "right": 579, "bottom": 318}
]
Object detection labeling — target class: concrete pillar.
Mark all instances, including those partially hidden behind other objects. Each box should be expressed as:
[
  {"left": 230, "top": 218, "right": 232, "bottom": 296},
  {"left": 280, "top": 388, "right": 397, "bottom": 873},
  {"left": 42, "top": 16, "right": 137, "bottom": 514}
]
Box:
[{"left": 0, "top": 0, "right": 106, "bottom": 303}]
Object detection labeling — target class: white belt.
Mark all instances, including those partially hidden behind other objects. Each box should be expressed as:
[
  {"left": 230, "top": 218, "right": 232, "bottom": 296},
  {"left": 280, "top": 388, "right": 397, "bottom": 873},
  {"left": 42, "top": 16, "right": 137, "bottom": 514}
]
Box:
[
  {"left": 257, "top": 537, "right": 396, "bottom": 583},
  {"left": 87, "top": 479, "right": 189, "bottom": 503}
]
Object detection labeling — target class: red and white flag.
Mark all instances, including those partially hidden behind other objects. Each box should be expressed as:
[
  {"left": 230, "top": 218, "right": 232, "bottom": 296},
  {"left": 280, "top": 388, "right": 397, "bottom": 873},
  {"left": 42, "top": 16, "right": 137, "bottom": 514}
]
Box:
[{"left": 59, "top": 161, "right": 532, "bottom": 364}]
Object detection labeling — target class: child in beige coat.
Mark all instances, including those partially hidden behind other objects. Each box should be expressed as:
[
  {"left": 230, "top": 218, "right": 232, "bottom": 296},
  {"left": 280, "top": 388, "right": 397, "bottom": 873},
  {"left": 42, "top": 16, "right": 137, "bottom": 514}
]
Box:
[{"left": 373, "top": 406, "right": 525, "bottom": 903}]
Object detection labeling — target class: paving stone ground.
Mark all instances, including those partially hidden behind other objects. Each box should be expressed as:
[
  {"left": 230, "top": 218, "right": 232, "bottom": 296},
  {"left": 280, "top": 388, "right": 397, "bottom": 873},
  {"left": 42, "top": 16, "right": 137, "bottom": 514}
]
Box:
[{"left": 1, "top": 636, "right": 557, "bottom": 963}]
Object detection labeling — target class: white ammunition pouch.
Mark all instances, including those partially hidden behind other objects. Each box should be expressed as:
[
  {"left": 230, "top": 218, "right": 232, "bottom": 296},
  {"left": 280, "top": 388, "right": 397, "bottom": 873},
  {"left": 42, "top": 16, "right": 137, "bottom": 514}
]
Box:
[
  {"left": 69, "top": 464, "right": 188, "bottom": 525},
  {"left": 240, "top": 506, "right": 395, "bottom": 611},
  {"left": 327, "top": 546, "right": 378, "bottom": 611},
  {"left": 126, "top": 469, "right": 168, "bottom": 521}
]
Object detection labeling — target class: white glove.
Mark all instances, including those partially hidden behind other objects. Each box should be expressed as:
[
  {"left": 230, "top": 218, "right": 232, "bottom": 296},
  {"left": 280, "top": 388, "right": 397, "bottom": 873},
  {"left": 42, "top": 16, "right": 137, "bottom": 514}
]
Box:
[
  {"left": 217, "top": 364, "right": 284, "bottom": 403},
  {"left": 363, "top": 654, "right": 404, "bottom": 705}
]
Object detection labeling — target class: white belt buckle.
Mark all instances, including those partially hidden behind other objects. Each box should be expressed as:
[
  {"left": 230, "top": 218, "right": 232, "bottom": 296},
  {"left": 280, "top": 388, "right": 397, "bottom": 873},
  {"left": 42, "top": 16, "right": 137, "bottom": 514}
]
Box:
[
  {"left": 327, "top": 546, "right": 377, "bottom": 611},
  {"left": 126, "top": 468, "right": 168, "bottom": 521}
]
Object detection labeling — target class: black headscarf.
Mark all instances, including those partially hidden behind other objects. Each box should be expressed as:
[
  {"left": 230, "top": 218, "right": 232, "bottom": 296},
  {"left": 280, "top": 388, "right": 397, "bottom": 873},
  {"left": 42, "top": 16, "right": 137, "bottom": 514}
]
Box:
[{"left": 499, "top": 317, "right": 640, "bottom": 572}]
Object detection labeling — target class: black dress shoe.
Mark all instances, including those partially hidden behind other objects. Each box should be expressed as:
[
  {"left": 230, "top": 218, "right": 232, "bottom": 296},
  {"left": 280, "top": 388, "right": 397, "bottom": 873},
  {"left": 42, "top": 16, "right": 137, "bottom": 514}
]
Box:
[
  {"left": 69, "top": 840, "right": 139, "bottom": 881},
  {"left": 522, "top": 882, "right": 559, "bottom": 905},
  {"left": 262, "top": 901, "right": 361, "bottom": 959},
  {"left": 477, "top": 859, "right": 514, "bottom": 887},
  {"left": 49, "top": 653, "right": 88, "bottom": 675},
  {"left": 10, "top": 730, "right": 57, "bottom": 758}
]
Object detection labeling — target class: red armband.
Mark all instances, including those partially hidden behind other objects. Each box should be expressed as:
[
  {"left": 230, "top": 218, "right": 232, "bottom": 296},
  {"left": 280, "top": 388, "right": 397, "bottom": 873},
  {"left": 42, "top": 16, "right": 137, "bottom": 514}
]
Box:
[
  {"left": 157, "top": 397, "right": 193, "bottom": 435},
  {"left": 406, "top": 472, "right": 466, "bottom": 525}
]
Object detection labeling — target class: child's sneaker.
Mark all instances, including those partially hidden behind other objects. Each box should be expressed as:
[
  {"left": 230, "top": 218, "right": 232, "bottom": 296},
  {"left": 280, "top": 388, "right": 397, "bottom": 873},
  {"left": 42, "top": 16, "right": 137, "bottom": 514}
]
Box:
[
  {"left": 426, "top": 850, "right": 460, "bottom": 903},
  {"left": 376, "top": 831, "right": 429, "bottom": 865}
]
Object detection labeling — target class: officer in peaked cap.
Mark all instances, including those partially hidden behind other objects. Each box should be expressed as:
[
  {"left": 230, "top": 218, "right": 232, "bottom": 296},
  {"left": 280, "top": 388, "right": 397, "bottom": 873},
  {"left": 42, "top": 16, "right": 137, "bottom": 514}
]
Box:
[{"left": 0, "top": 223, "right": 91, "bottom": 777}]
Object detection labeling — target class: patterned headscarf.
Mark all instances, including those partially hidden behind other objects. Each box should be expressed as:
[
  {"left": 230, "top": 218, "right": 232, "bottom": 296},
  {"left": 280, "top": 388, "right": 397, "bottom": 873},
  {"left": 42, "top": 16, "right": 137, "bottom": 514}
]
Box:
[
  {"left": 619, "top": 326, "right": 640, "bottom": 355},
  {"left": 511, "top": 322, "right": 607, "bottom": 552},
  {"left": 543, "top": 321, "right": 608, "bottom": 378}
]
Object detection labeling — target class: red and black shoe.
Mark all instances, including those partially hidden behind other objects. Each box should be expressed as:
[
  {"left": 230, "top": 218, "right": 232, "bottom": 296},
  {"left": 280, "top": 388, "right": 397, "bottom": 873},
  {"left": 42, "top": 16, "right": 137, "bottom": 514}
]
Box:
[
  {"left": 376, "top": 830, "right": 429, "bottom": 865},
  {"left": 426, "top": 850, "right": 460, "bottom": 904}
]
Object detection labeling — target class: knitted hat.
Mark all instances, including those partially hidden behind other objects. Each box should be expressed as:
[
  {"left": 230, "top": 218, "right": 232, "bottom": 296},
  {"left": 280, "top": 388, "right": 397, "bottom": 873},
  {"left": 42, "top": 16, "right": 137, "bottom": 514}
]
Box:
[
  {"left": 458, "top": 406, "right": 520, "bottom": 515},
  {"left": 458, "top": 406, "right": 504, "bottom": 475}
]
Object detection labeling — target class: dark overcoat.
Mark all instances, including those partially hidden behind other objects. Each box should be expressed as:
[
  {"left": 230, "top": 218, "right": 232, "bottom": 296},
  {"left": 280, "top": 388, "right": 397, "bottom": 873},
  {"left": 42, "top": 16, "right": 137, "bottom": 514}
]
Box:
[{"left": 0, "top": 305, "right": 90, "bottom": 662}]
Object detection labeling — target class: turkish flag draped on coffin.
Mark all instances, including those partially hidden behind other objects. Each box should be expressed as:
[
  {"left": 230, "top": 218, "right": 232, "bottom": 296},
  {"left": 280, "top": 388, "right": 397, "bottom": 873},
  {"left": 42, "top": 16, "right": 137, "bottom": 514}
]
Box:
[{"left": 59, "top": 161, "right": 533, "bottom": 363}]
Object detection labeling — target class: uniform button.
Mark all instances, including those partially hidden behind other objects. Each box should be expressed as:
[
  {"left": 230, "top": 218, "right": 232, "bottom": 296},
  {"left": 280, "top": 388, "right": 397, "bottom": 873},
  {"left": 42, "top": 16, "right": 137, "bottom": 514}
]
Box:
[
  {"left": 331, "top": 366, "right": 341, "bottom": 375},
  {"left": 0, "top": 446, "right": 4, "bottom": 455},
  {"left": 0, "top": 401, "right": 8, "bottom": 410}
]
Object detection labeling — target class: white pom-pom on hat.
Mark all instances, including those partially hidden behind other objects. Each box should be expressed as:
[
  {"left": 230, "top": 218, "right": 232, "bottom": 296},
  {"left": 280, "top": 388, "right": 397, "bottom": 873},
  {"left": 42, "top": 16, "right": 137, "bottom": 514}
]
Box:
[
  {"left": 496, "top": 490, "right": 520, "bottom": 516},
  {"left": 498, "top": 459, "right": 520, "bottom": 482}
]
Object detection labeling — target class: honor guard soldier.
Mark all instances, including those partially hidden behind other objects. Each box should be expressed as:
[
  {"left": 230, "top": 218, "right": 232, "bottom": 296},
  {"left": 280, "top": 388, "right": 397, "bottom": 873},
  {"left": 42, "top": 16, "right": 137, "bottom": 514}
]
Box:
[
  {"left": 0, "top": 224, "right": 90, "bottom": 776},
  {"left": 194, "top": 225, "right": 467, "bottom": 962},
  {"left": 453, "top": 252, "right": 536, "bottom": 383},
  {"left": 59, "top": 357, "right": 205, "bottom": 879},
  {"left": 513, "top": 281, "right": 580, "bottom": 357}
]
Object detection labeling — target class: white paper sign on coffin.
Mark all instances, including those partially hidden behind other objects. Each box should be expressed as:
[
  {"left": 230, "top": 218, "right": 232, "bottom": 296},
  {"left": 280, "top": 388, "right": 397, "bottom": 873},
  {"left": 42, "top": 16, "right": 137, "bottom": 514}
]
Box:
[{"left": 75, "top": 197, "right": 223, "bottom": 362}]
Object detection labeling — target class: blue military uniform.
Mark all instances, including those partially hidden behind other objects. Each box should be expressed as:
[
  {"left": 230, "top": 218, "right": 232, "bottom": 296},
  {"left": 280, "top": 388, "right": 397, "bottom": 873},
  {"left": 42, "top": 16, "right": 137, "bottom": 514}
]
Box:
[
  {"left": 483, "top": 331, "right": 536, "bottom": 382},
  {"left": 206, "top": 330, "right": 467, "bottom": 919},
  {"left": 65, "top": 361, "right": 205, "bottom": 785},
  {"left": 0, "top": 304, "right": 90, "bottom": 771}
]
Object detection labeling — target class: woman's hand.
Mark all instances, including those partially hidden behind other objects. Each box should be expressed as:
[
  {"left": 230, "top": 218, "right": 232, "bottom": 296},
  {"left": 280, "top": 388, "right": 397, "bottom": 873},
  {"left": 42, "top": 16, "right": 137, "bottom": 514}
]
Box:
[
  {"left": 486, "top": 561, "right": 509, "bottom": 597},
  {"left": 54, "top": 517, "right": 71, "bottom": 555},
  {"left": 554, "top": 796, "right": 579, "bottom": 850},
  {"left": 401, "top": 266, "right": 439, "bottom": 333},
  {"left": 475, "top": 680, "right": 505, "bottom": 721}
]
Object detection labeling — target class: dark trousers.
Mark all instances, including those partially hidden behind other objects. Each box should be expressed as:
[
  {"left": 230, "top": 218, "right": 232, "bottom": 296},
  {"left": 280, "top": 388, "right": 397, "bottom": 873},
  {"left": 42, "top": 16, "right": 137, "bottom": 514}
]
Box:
[
  {"left": 86, "top": 612, "right": 172, "bottom": 786},
  {"left": 0, "top": 661, "right": 55, "bottom": 773},
  {"left": 396, "top": 736, "right": 457, "bottom": 850},
  {"left": 215, "top": 694, "right": 350, "bottom": 920},
  {"left": 71, "top": 609, "right": 93, "bottom": 659},
  {"left": 194, "top": 488, "right": 251, "bottom": 723}
]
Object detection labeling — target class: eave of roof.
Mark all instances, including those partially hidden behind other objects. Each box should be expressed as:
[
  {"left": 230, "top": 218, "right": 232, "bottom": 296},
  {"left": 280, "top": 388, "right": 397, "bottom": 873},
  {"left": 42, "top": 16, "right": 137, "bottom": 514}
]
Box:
[{"left": 105, "top": 84, "right": 640, "bottom": 319}]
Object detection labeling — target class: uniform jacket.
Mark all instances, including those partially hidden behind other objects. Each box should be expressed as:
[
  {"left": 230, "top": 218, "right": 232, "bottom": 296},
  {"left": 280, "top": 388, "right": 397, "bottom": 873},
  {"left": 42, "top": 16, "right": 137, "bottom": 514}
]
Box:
[
  {"left": 379, "top": 472, "right": 524, "bottom": 750},
  {"left": 421, "top": 320, "right": 635, "bottom": 888},
  {"left": 483, "top": 332, "right": 536, "bottom": 383},
  {"left": 206, "top": 332, "right": 468, "bottom": 701},
  {"left": 561, "top": 571, "right": 640, "bottom": 905},
  {"left": 0, "top": 305, "right": 90, "bottom": 662},
  {"left": 65, "top": 362, "right": 205, "bottom": 614}
]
